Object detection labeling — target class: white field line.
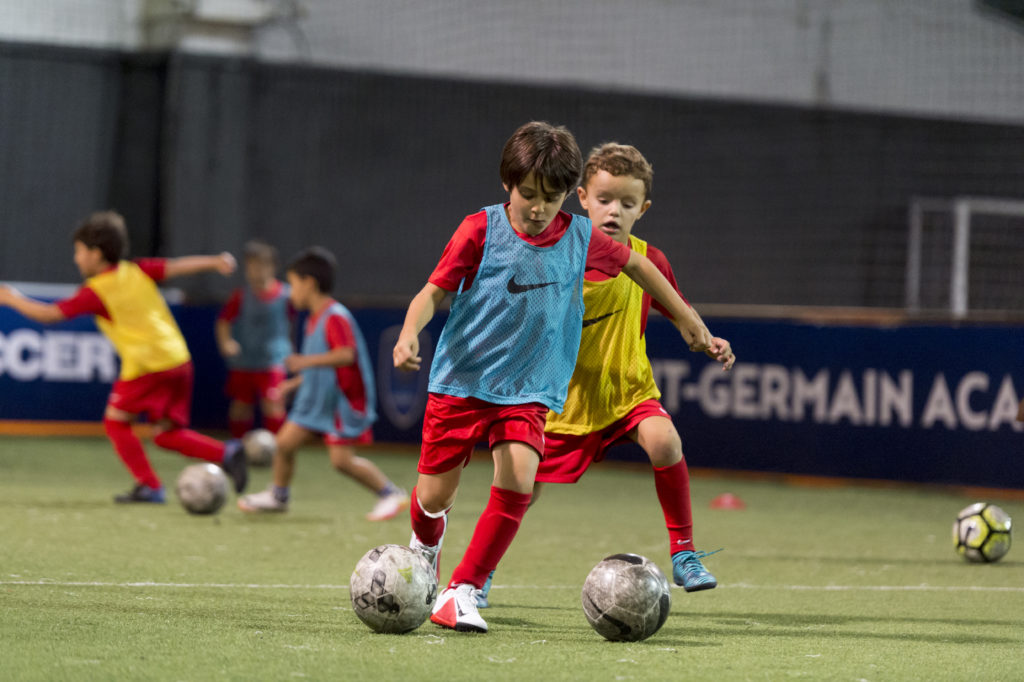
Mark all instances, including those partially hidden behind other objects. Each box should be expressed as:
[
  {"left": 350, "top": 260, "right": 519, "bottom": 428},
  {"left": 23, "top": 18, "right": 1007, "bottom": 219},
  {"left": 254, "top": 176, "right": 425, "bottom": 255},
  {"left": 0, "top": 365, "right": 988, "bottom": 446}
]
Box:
[{"left": 3, "top": 579, "right": 1024, "bottom": 593}]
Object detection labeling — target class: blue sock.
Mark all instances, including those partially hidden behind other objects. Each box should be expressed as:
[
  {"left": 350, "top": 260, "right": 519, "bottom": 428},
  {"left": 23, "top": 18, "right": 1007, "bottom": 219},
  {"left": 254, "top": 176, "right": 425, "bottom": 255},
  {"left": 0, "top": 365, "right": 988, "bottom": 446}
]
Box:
[
  {"left": 272, "top": 486, "right": 289, "bottom": 503},
  {"left": 378, "top": 482, "right": 398, "bottom": 498}
]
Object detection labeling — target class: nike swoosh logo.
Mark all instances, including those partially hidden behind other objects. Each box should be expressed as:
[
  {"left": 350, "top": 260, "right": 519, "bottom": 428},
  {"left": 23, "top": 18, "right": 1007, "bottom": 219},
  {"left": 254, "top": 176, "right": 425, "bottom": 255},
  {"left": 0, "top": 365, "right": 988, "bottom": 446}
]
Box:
[
  {"left": 507, "top": 275, "right": 557, "bottom": 294},
  {"left": 581, "top": 310, "right": 621, "bottom": 328}
]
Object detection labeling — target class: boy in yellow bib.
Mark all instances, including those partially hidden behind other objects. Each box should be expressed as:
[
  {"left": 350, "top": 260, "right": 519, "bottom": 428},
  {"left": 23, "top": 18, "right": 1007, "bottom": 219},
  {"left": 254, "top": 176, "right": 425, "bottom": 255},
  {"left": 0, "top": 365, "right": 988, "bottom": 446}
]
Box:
[
  {"left": 0, "top": 211, "right": 248, "bottom": 503},
  {"left": 477, "top": 144, "right": 734, "bottom": 606}
]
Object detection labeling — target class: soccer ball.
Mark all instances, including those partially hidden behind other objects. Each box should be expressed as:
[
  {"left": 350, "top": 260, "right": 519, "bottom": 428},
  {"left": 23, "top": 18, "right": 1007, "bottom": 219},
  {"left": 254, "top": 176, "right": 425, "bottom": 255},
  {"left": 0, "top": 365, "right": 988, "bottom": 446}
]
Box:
[
  {"left": 581, "top": 553, "right": 672, "bottom": 642},
  {"left": 175, "top": 463, "right": 228, "bottom": 515},
  {"left": 242, "top": 428, "right": 276, "bottom": 467},
  {"left": 350, "top": 544, "right": 438, "bottom": 633},
  {"left": 953, "top": 502, "right": 1012, "bottom": 563}
]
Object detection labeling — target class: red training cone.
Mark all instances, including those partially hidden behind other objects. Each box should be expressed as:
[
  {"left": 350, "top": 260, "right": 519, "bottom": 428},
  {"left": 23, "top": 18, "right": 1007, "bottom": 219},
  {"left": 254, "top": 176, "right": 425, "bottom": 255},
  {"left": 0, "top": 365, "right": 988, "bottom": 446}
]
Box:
[{"left": 710, "top": 493, "right": 746, "bottom": 510}]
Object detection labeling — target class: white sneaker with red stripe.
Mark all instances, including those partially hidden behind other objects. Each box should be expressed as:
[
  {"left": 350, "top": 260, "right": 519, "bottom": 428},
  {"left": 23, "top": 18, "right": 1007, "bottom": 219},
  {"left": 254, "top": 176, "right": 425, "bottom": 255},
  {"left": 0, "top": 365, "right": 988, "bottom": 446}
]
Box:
[
  {"left": 366, "top": 488, "right": 409, "bottom": 521},
  {"left": 430, "top": 583, "right": 488, "bottom": 633}
]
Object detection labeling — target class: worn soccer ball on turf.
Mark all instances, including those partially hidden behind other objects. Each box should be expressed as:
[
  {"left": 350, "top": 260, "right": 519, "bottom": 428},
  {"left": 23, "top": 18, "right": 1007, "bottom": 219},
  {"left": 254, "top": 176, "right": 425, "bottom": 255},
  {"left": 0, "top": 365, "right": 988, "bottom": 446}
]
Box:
[
  {"left": 953, "top": 502, "right": 1012, "bottom": 563},
  {"left": 175, "top": 463, "right": 228, "bottom": 515},
  {"left": 242, "top": 428, "right": 276, "bottom": 467},
  {"left": 582, "top": 553, "right": 671, "bottom": 642},
  {"left": 350, "top": 544, "right": 438, "bottom": 633}
]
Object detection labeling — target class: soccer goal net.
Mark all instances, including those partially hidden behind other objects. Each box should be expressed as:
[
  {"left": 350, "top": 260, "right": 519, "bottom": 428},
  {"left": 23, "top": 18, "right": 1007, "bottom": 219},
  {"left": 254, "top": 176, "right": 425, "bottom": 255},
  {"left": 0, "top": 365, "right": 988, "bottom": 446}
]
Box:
[{"left": 905, "top": 196, "right": 1024, "bottom": 317}]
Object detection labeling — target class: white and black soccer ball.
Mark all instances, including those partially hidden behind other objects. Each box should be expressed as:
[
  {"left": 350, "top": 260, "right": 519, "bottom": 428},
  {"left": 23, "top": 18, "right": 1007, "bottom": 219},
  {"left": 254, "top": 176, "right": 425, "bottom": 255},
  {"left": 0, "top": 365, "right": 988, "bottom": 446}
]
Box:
[
  {"left": 582, "top": 553, "right": 672, "bottom": 642},
  {"left": 953, "top": 502, "right": 1012, "bottom": 563},
  {"left": 350, "top": 544, "right": 438, "bottom": 634},
  {"left": 242, "top": 428, "right": 276, "bottom": 467},
  {"left": 175, "top": 463, "right": 228, "bottom": 515}
]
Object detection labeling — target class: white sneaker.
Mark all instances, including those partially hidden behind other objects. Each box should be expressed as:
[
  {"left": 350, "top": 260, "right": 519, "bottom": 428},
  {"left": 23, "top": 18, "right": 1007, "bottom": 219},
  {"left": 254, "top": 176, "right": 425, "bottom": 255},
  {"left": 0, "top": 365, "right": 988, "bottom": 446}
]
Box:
[
  {"left": 430, "top": 583, "right": 488, "bottom": 633},
  {"left": 410, "top": 514, "right": 446, "bottom": 580},
  {"left": 366, "top": 488, "right": 409, "bottom": 521},
  {"left": 237, "top": 488, "right": 288, "bottom": 513}
]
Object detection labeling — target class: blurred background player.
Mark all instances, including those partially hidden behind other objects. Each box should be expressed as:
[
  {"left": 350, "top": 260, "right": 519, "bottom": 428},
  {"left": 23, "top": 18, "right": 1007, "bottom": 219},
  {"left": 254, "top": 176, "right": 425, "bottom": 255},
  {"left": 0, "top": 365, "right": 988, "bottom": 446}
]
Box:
[
  {"left": 476, "top": 143, "right": 734, "bottom": 608},
  {"left": 0, "top": 211, "right": 248, "bottom": 503},
  {"left": 215, "top": 240, "right": 292, "bottom": 438},
  {"left": 393, "top": 121, "right": 722, "bottom": 633},
  {"left": 238, "top": 246, "right": 408, "bottom": 520}
]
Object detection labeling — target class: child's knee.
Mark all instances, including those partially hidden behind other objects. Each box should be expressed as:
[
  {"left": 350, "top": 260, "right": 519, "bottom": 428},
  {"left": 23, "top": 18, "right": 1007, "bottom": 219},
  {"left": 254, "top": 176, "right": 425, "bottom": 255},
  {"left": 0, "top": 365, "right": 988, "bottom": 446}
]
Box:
[
  {"left": 152, "top": 427, "right": 178, "bottom": 449},
  {"left": 646, "top": 434, "right": 683, "bottom": 468}
]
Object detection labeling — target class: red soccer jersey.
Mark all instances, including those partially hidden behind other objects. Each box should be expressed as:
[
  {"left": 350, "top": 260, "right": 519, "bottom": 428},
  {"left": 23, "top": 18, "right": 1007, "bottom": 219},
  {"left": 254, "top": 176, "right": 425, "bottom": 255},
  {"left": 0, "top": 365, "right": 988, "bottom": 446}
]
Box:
[
  {"left": 428, "top": 208, "right": 630, "bottom": 293},
  {"left": 56, "top": 259, "right": 167, "bottom": 320},
  {"left": 218, "top": 279, "right": 286, "bottom": 322},
  {"left": 304, "top": 302, "right": 367, "bottom": 413}
]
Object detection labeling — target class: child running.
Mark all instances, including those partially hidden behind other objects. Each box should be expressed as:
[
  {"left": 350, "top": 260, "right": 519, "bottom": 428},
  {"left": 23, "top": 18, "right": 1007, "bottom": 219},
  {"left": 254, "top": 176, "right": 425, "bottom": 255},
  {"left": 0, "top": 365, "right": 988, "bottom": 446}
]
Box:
[
  {"left": 238, "top": 247, "right": 408, "bottom": 521},
  {"left": 393, "top": 121, "right": 729, "bottom": 633},
  {"left": 216, "top": 240, "right": 292, "bottom": 438},
  {"left": 0, "top": 210, "right": 248, "bottom": 502},
  {"left": 476, "top": 143, "right": 735, "bottom": 609}
]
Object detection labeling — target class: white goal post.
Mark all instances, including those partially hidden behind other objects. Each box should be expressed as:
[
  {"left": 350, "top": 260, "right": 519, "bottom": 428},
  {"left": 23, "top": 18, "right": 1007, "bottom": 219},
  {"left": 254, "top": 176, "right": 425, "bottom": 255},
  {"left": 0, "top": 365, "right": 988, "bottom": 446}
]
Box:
[{"left": 905, "top": 196, "right": 1024, "bottom": 317}]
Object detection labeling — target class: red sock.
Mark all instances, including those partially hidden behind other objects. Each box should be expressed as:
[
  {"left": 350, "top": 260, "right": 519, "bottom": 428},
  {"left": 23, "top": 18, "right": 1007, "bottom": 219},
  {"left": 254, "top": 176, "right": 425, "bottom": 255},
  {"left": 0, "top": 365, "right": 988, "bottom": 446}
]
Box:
[
  {"left": 653, "top": 459, "right": 695, "bottom": 556},
  {"left": 153, "top": 428, "right": 225, "bottom": 463},
  {"left": 410, "top": 486, "right": 447, "bottom": 546},
  {"left": 104, "top": 418, "right": 161, "bottom": 489},
  {"left": 449, "top": 486, "right": 531, "bottom": 589},
  {"left": 228, "top": 418, "right": 252, "bottom": 439},
  {"left": 263, "top": 414, "right": 285, "bottom": 434}
]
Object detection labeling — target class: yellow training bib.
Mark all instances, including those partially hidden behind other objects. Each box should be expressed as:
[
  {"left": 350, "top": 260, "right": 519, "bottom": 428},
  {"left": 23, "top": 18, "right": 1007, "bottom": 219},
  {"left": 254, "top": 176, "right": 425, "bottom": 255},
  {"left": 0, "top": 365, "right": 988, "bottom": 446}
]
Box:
[
  {"left": 546, "top": 235, "right": 661, "bottom": 435},
  {"left": 87, "top": 262, "right": 190, "bottom": 380}
]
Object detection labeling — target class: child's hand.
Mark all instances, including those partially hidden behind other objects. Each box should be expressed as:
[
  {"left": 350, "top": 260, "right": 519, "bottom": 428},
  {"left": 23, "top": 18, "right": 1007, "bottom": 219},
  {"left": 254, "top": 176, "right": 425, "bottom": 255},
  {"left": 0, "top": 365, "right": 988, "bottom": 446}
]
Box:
[
  {"left": 215, "top": 252, "right": 237, "bottom": 276},
  {"left": 706, "top": 337, "right": 736, "bottom": 371},
  {"left": 278, "top": 376, "right": 302, "bottom": 397},
  {"left": 219, "top": 338, "right": 241, "bottom": 358},
  {"left": 284, "top": 354, "right": 307, "bottom": 373},
  {"left": 393, "top": 333, "right": 421, "bottom": 371}
]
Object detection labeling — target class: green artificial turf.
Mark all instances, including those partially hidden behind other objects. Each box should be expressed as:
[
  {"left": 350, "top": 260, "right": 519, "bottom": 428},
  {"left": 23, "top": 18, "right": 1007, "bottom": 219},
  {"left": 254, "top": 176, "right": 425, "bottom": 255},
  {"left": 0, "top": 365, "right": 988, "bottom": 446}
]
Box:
[{"left": 1, "top": 435, "right": 1022, "bottom": 681}]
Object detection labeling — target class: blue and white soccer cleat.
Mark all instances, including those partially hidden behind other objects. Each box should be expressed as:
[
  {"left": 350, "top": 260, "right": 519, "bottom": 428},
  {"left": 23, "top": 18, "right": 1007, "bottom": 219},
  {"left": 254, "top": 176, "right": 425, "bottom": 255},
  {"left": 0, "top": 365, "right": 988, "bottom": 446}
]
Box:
[
  {"left": 220, "top": 439, "right": 248, "bottom": 494},
  {"left": 475, "top": 570, "right": 495, "bottom": 609},
  {"left": 672, "top": 550, "right": 719, "bottom": 592}
]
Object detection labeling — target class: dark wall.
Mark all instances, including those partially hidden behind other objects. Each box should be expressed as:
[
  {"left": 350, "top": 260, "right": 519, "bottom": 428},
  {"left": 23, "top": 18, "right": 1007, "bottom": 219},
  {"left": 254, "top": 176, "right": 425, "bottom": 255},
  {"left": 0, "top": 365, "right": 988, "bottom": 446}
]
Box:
[{"left": 3, "top": 42, "right": 1024, "bottom": 306}]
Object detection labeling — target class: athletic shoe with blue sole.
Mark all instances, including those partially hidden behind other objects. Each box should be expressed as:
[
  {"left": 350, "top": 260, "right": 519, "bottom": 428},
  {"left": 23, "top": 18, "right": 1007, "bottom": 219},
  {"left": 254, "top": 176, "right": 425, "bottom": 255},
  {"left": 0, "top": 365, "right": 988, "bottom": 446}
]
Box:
[
  {"left": 672, "top": 550, "right": 718, "bottom": 592},
  {"left": 220, "top": 439, "right": 248, "bottom": 493},
  {"left": 475, "top": 570, "right": 495, "bottom": 609}
]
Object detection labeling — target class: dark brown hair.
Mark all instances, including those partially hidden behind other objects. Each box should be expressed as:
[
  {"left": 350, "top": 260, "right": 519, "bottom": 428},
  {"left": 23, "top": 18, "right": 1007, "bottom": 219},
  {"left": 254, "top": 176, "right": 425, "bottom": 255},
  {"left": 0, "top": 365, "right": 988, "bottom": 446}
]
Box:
[
  {"left": 72, "top": 211, "right": 128, "bottom": 264},
  {"left": 243, "top": 239, "right": 278, "bottom": 266},
  {"left": 499, "top": 121, "right": 582, "bottom": 194},
  {"left": 582, "top": 143, "right": 654, "bottom": 200},
  {"left": 287, "top": 246, "right": 336, "bottom": 294}
]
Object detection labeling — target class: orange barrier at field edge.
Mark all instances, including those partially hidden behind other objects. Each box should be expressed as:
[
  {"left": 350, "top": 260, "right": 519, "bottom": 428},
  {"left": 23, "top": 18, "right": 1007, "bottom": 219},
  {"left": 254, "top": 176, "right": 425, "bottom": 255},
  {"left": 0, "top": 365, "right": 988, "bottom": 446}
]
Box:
[{"left": 0, "top": 420, "right": 151, "bottom": 438}]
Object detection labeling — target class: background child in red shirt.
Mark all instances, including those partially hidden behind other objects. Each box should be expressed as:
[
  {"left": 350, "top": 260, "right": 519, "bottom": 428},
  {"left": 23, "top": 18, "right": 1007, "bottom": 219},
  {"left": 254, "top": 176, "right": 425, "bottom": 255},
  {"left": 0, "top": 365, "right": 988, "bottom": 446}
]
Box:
[
  {"left": 216, "top": 240, "right": 292, "bottom": 438},
  {"left": 0, "top": 211, "right": 248, "bottom": 502},
  {"left": 238, "top": 247, "right": 408, "bottom": 521}
]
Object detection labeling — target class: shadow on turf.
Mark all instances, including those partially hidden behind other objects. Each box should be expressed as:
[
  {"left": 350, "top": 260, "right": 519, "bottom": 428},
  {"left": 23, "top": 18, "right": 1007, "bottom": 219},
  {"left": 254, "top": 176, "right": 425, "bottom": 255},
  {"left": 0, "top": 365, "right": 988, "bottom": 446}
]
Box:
[
  {"left": 738, "top": 553, "right": 1009, "bottom": 567},
  {"left": 3, "top": 499, "right": 118, "bottom": 510},
  {"left": 682, "top": 611, "right": 1023, "bottom": 645}
]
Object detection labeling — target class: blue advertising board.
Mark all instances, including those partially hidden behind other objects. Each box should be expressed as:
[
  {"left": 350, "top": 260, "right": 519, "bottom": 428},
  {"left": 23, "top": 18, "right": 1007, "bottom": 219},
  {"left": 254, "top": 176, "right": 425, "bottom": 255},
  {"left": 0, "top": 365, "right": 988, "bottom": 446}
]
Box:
[{"left": 2, "top": 303, "right": 1021, "bottom": 488}]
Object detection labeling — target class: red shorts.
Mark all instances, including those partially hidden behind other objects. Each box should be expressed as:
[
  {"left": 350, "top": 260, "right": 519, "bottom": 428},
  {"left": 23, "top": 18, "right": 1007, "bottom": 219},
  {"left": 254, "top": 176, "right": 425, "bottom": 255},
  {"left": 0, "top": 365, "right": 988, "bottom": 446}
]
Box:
[
  {"left": 225, "top": 368, "right": 287, "bottom": 404},
  {"left": 538, "top": 399, "right": 670, "bottom": 484},
  {"left": 108, "top": 362, "right": 195, "bottom": 427},
  {"left": 325, "top": 427, "right": 374, "bottom": 447},
  {"left": 417, "top": 394, "right": 548, "bottom": 475}
]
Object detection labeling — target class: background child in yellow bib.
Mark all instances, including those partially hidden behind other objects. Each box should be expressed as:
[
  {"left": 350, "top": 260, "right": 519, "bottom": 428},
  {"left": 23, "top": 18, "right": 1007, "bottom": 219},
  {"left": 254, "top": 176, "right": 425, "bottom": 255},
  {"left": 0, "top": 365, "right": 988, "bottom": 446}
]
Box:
[{"left": 0, "top": 211, "right": 249, "bottom": 504}]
